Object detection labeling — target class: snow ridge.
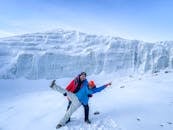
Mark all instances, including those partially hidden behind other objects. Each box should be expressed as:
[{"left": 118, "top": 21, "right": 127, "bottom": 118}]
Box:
[{"left": 0, "top": 29, "right": 173, "bottom": 79}]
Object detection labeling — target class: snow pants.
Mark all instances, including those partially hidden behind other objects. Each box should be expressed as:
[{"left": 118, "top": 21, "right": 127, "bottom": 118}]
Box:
[{"left": 53, "top": 84, "right": 82, "bottom": 126}]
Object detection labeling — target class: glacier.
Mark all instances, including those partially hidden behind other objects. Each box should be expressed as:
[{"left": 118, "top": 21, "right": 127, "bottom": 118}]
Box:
[{"left": 0, "top": 29, "right": 173, "bottom": 79}]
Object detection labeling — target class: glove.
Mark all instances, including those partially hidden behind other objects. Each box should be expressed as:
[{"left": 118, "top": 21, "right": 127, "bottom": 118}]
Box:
[
  {"left": 105, "top": 82, "right": 112, "bottom": 87},
  {"left": 88, "top": 94, "right": 93, "bottom": 97},
  {"left": 63, "top": 92, "right": 67, "bottom": 96}
]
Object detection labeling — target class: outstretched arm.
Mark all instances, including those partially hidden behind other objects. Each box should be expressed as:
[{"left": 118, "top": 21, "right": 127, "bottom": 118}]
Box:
[
  {"left": 91, "top": 82, "right": 112, "bottom": 94},
  {"left": 91, "top": 85, "right": 106, "bottom": 93}
]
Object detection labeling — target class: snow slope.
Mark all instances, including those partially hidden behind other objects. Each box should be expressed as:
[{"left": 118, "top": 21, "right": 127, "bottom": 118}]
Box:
[
  {"left": 0, "top": 29, "right": 173, "bottom": 79},
  {"left": 0, "top": 71, "right": 173, "bottom": 130}
]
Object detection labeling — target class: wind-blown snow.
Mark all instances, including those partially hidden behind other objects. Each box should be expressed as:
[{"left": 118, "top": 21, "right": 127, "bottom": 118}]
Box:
[
  {"left": 0, "top": 72, "right": 173, "bottom": 130},
  {"left": 0, "top": 29, "right": 173, "bottom": 79}
]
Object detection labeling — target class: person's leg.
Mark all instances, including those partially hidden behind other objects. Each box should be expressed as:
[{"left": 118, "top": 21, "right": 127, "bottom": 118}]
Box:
[
  {"left": 67, "top": 100, "right": 72, "bottom": 111},
  {"left": 50, "top": 80, "right": 67, "bottom": 94},
  {"left": 83, "top": 104, "right": 91, "bottom": 124},
  {"left": 57, "top": 92, "right": 81, "bottom": 126},
  {"left": 50, "top": 80, "right": 72, "bottom": 111},
  {"left": 66, "top": 100, "right": 72, "bottom": 123}
]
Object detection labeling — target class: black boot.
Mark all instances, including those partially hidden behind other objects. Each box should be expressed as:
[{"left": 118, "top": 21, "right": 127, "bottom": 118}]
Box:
[
  {"left": 56, "top": 124, "right": 62, "bottom": 129},
  {"left": 85, "top": 119, "right": 91, "bottom": 124},
  {"left": 50, "top": 80, "right": 56, "bottom": 88}
]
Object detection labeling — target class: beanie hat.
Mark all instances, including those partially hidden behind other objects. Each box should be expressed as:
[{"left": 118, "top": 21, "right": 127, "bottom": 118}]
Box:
[
  {"left": 80, "top": 72, "right": 87, "bottom": 76},
  {"left": 88, "top": 80, "right": 96, "bottom": 88}
]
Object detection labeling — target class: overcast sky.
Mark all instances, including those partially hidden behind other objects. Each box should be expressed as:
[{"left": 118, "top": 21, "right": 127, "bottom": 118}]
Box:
[{"left": 0, "top": 0, "right": 173, "bottom": 42}]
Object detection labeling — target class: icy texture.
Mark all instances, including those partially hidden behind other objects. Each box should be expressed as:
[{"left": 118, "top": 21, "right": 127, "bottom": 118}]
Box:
[{"left": 0, "top": 29, "right": 173, "bottom": 79}]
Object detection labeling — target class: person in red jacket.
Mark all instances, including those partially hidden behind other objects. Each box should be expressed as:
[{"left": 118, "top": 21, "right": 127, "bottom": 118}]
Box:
[{"left": 65, "top": 72, "right": 89, "bottom": 123}]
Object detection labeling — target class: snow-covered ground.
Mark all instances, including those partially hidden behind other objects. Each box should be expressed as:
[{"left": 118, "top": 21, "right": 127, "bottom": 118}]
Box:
[{"left": 0, "top": 71, "right": 173, "bottom": 130}]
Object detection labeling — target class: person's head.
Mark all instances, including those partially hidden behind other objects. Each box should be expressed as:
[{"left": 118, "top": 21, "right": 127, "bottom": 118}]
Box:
[
  {"left": 88, "top": 80, "right": 96, "bottom": 89},
  {"left": 79, "top": 72, "right": 87, "bottom": 81}
]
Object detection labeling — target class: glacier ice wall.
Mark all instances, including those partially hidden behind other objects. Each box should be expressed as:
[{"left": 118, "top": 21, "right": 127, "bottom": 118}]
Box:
[{"left": 0, "top": 29, "right": 173, "bottom": 79}]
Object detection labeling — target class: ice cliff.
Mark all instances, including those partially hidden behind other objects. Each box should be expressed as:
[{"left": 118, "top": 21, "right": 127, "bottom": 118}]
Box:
[{"left": 0, "top": 29, "right": 173, "bottom": 79}]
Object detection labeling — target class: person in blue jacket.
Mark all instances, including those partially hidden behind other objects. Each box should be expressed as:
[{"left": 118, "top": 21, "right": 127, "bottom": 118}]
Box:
[{"left": 50, "top": 79, "right": 112, "bottom": 129}]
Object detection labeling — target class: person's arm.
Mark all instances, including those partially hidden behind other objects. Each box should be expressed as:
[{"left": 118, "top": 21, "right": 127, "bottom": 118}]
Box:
[
  {"left": 90, "top": 82, "right": 112, "bottom": 94},
  {"left": 91, "top": 85, "right": 106, "bottom": 94}
]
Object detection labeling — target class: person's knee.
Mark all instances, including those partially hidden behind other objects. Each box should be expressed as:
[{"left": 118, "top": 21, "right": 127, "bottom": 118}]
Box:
[
  {"left": 84, "top": 105, "right": 89, "bottom": 109},
  {"left": 69, "top": 100, "right": 72, "bottom": 105}
]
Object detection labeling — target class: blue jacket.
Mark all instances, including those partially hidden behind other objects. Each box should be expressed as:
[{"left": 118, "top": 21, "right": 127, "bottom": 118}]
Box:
[{"left": 75, "top": 80, "right": 106, "bottom": 105}]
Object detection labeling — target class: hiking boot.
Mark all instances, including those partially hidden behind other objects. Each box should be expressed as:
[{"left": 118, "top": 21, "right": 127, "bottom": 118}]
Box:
[
  {"left": 56, "top": 124, "right": 62, "bottom": 129},
  {"left": 66, "top": 118, "right": 70, "bottom": 124},
  {"left": 85, "top": 119, "right": 91, "bottom": 124},
  {"left": 50, "top": 80, "right": 56, "bottom": 88}
]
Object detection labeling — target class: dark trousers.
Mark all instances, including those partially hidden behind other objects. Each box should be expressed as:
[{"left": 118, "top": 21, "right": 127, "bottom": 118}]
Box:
[
  {"left": 67, "top": 100, "right": 89, "bottom": 121},
  {"left": 83, "top": 104, "right": 89, "bottom": 121}
]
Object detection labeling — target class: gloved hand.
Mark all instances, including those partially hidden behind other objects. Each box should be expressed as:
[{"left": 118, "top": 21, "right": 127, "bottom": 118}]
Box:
[
  {"left": 105, "top": 82, "right": 112, "bottom": 87},
  {"left": 63, "top": 92, "right": 67, "bottom": 96},
  {"left": 88, "top": 94, "right": 93, "bottom": 97}
]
